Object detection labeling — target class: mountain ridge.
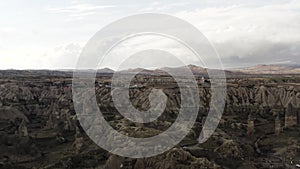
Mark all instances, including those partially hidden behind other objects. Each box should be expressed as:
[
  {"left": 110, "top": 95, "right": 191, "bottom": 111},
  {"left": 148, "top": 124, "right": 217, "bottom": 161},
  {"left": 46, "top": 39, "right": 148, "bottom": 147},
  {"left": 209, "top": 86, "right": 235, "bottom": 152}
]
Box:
[{"left": 1, "top": 64, "right": 300, "bottom": 77}]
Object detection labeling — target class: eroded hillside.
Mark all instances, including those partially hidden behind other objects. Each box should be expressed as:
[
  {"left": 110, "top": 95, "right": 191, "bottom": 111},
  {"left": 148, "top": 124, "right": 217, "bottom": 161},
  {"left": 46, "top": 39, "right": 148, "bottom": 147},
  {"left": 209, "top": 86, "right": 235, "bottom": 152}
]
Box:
[{"left": 0, "top": 74, "right": 300, "bottom": 169}]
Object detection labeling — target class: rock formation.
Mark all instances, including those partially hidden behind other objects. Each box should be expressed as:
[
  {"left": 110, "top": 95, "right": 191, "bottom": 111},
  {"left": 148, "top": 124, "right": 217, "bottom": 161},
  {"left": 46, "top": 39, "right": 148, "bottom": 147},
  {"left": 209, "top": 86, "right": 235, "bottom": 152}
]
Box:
[
  {"left": 274, "top": 115, "right": 281, "bottom": 136},
  {"left": 0, "top": 70, "right": 299, "bottom": 168},
  {"left": 104, "top": 155, "right": 124, "bottom": 169},
  {"left": 247, "top": 113, "right": 255, "bottom": 136},
  {"left": 73, "top": 126, "right": 84, "bottom": 154},
  {"left": 17, "top": 119, "right": 28, "bottom": 137},
  {"left": 285, "top": 103, "right": 297, "bottom": 128}
]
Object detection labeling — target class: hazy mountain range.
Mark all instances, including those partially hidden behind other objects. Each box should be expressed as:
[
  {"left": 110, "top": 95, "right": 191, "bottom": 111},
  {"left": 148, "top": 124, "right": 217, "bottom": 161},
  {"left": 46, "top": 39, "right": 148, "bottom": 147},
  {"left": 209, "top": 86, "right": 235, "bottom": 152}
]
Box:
[
  {"left": 233, "top": 64, "right": 300, "bottom": 74},
  {"left": 1, "top": 64, "right": 300, "bottom": 77},
  {"left": 118, "top": 64, "right": 300, "bottom": 76}
]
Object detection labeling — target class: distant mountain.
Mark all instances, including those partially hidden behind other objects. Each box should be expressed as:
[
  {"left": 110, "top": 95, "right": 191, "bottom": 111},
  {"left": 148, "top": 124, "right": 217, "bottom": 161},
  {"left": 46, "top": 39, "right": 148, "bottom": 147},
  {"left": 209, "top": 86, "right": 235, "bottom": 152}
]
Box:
[
  {"left": 97, "top": 68, "right": 114, "bottom": 74},
  {"left": 117, "top": 65, "right": 208, "bottom": 76},
  {"left": 1, "top": 64, "right": 299, "bottom": 78},
  {"left": 0, "top": 69, "right": 72, "bottom": 77},
  {"left": 119, "top": 68, "right": 153, "bottom": 74},
  {"left": 159, "top": 64, "right": 208, "bottom": 75},
  {"left": 275, "top": 63, "right": 300, "bottom": 68},
  {"left": 234, "top": 64, "right": 300, "bottom": 74},
  {"left": 68, "top": 68, "right": 114, "bottom": 74},
  {"left": 158, "top": 64, "right": 243, "bottom": 77},
  {"left": 0, "top": 68, "right": 115, "bottom": 77},
  {"left": 118, "top": 64, "right": 239, "bottom": 77},
  {"left": 118, "top": 64, "right": 300, "bottom": 77}
]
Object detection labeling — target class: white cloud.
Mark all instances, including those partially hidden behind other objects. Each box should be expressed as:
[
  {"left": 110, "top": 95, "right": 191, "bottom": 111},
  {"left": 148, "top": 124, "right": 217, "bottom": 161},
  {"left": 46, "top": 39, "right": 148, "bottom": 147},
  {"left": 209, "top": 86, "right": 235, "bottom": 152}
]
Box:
[
  {"left": 0, "top": 43, "right": 82, "bottom": 70},
  {"left": 102, "top": 35, "right": 200, "bottom": 70},
  {"left": 176, "top": 1, "right": 300, "bottom": 43},
  {"left": 139, "top": 1, "right": 191, "bottom": 12},
  {"left": 47, "top": 3, "right": 115, "bottom": 20},
  {"left": 174, "top": 0, "right": 300, "bottom": 67},
  {"left": 1, "top": 0, "right": 299, "bottom": 69}
]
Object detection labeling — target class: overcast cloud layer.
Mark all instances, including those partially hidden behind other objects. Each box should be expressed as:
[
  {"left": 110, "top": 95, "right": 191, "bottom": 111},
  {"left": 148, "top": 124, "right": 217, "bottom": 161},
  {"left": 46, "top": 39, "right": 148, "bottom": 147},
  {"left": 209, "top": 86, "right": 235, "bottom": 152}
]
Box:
[{"left": 0, "top": 0, "right": 299, "bottom": 69}]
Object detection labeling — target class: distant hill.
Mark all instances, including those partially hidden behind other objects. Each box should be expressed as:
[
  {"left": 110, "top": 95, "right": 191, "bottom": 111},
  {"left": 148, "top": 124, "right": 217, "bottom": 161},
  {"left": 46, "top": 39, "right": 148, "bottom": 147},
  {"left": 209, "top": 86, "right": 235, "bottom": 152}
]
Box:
[
  {"left": 234, "top": 64, "right": 300, "bottom": 74},
  {"left": 119, "top": 64, "right": 238, "bottom": 77},
  {"left": 1, "top": 64, "right": 299, "bottom": 78},
  {"left": 98, "top": 68, "right": 115, "bottom": 74},
  {"left": 0, "top": 69, "right": 72, "bottom": 77},
  {"left": 159, "top": 64, "right": 208, "bottom": 75},
  {"left": 0, "top": 68, "right": 114, "bottom": 77},
  {"left": 159, "top": 64, "right": 240, "bottom": 77}
]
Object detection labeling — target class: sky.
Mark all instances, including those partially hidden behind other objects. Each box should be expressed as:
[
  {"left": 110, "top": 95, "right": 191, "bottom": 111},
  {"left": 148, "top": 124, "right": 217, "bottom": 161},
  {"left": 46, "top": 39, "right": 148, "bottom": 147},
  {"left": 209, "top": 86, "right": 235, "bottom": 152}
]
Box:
[{"left": 0, "top": 0, "right": 299, "bottom": 69}]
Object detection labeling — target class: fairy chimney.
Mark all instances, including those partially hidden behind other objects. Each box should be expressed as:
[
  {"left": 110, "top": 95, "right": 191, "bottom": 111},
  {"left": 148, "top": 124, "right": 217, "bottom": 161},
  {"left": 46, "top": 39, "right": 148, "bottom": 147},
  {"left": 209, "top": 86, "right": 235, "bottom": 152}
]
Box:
[
  {"left": 247, "top": 113, "right": 255, "bottom": 136},
  {"left": 285, "top": 103, "right": 297, "bottom": 128},
  {"left": 18, "top": 119, "right": 28, "bottom": 137},
  {"left": 73, "top": 126, "right": 84, "bottom": 154},
  {"left": 274, "top": 115, "right": 281, "bottom": 136}
]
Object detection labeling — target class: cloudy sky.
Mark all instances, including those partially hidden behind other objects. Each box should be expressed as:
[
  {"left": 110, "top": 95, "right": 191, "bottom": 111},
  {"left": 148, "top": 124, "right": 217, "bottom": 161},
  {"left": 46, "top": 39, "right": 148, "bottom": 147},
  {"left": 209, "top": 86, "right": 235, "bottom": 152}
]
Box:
[{"left": 0, "top": 0, "right": 299, "bottom": 69}]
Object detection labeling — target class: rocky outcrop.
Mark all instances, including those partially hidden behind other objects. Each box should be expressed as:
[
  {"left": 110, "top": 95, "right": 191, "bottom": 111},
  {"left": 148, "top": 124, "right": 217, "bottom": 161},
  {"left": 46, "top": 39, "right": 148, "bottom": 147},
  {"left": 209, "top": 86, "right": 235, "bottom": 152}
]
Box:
[
  {"left": 0, "top": 73, "right": 299, "bottom": 169},
  {"left": 247, "top": 113, "right": 255, "bottom": 136},
  {"left": 226, "top": 84, "right": 300, "bottom": 108},
  {"left": 274, "top": 115, "right": 281, "bottom": 136},
  {"left": 285, "top": 103, "right": 297, "bottom": 128}
]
